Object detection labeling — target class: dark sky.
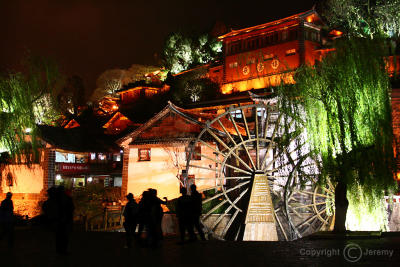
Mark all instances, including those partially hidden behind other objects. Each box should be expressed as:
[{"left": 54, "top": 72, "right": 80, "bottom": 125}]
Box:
[{"left": 0, "top": 0, "right": 317, "bottom": 91}]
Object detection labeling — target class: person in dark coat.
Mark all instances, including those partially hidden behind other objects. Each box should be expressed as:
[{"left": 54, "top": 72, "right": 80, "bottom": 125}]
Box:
[
  {"left": 148, "top": 188, "right": 167, "bottom": 243},
  {"left": 137, "top": 190, "right": 151, "bottom": 241},
  {"left": 123, "top": 193, "right": 138, "bottom": 248},
  {"left": 43, "top": 186, "right": 74, "bottom": 254},
  {"left": 55, "top": 186, "right": 74, "bottom": 254},
  {"left": 190, "top": 184, "right": 206, "bottom": 241},
  {"left": 0, "top": 192, "right": 14, "bottom": 248},
  {"left": 176, "top": 187, "right": 195, "bottom": 243}
]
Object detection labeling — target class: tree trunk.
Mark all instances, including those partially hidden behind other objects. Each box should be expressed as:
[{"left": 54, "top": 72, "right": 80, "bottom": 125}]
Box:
[{"left": 334, "top": 180, "right": 348, "bottom": 233}]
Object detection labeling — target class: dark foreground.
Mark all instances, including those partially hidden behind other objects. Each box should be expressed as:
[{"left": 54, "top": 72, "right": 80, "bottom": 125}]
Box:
[{"left": 0, "top": 228, "right": 399, "bottom": 267}]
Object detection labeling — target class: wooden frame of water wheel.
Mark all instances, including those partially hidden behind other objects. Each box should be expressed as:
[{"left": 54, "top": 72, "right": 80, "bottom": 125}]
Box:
[{"left": 185, "top": 103, "right": 334, "bottom": 241}]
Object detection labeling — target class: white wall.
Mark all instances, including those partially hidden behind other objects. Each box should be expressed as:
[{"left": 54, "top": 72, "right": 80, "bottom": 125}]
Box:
[
  {"left": 127, "top": 143, "right": 216, "bottom": 199},
  {"left": 1, "top": 164, "right": 44, "bottom": 194}
]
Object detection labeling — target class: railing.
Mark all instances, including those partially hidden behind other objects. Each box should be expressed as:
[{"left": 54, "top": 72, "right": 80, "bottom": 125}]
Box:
[{"left": 85, "top": 205, "right": 125, "bottom": 231}]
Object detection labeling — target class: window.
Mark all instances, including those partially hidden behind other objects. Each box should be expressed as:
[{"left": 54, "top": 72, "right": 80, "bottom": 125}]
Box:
[
  {"left": 55, "top": 152, "right": 75, "bottom": 163},
  {"left": 264, "top": 53, "right": 274, "bottom": 61},
  {"left": 113, "top": 153, "right": 121, "bottom": 162},
  {"left": 286, "top": 49, "right": 296, "bottom": 56},
  {"left": 229, "top": 62, "right": 238, "bottom": 68},
  {"left": 138, "top": 148, "right": 151, "bottom": 161},
  {"left": 186, "top": 146, "right": 201, "bottom": 160},
  {"left": 231, "top": 109, "right": 243, "bottom": 118}
]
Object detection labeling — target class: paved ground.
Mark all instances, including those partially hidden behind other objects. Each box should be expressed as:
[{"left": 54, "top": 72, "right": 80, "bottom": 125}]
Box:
[{"left": 0, "top": 228, "right": 399, "bottom": 267}]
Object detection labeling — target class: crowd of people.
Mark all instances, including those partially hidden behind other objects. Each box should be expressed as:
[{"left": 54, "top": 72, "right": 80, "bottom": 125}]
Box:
[
  {"left": 0, "top": 183, "right": 207, "bottom": 253},
  {"left": 123, "top": 184, "right": 207, "bottom": 247}
]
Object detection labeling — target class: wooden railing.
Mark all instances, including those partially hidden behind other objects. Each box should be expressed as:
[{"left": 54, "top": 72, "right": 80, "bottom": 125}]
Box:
[{"left": 85, "top": 205, "right": 125, "bottom": 231}]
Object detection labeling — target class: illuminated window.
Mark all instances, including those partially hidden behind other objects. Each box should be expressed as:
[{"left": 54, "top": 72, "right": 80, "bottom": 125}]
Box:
[
  {"left": 90, "top": 153, "right": 96, "bottom": 160},
  {"left": 138, "top": 148, "right": 151, "bottom": 161},
  {"left": 264, "top": 54, "right": 274, "bottom": 61},
  {"left": 113, "top": 153, "right": 121, "bottom": 162},
  {"left": 229, "top": 62, "right": 238, "bottom": 68},
  {"left": 286, "top": 49, "right": 296, "bottom": 56},
  {"left": 231, "top": 109, "right": 243, "bottom": 118}
]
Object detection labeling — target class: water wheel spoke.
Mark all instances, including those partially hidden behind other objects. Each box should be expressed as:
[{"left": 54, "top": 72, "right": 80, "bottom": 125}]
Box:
[
  {"left": 295, "top": 190, "right": 329, "bottom": 198},
  {"left": 195, "top": 152, "right": 223, "bottom": 165},
  {"left": 221, "top": 209, "right": 240, "bottom": 238},
  {"left": 189, "top": 164, "right": 220, "bottom": 173},
  {"left": 206, "top": 128, "right": 231, "bottom": 151},
  {"left": 224, "top": 163, "right": 253, "bottom": 175},
  {"left": 198, "top": 140, "right": 226, "bottom": 158},
  {"left": 203, "top": 199, "right": 228, "bottom": 219},
  {"left": 263, "top": 108, "right": 271, "bottom": 139},
  {"left": 228, "top": 112, "right": 256, "bottom": 170},
  {"left": 202, "top": 181, "right": 250, "bottom": 206},
  {"left": 196, "top": 176, "right": 252, "bottom": 180},
  {"left": 296, "top": 208, "right": 326, "bottom": 229},
  {"left": 261, "top": 112, "right": 282, "bottom": 170},
  {"left": 207, "top": 188, "right": 249, "bottom": 230},
  {"left": 228, "top": 147, "right": 254, "bottom": 173},
  {"left": 255, "top": 107, "right": 260, "bottom": 169},
  {"left": 292, "top": 202, "right": 326, "bottom": 209},
  {"left": 273, "top": 209, "right": 289, "bottom": 241},
  {"left": 217, "top": 119, "right": 237, "bottom": 146}
]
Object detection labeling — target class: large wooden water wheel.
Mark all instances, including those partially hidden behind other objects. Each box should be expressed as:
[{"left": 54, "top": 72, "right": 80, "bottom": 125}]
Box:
[{"left": 186, "top": 103, "right": 334, "bottom": 241}]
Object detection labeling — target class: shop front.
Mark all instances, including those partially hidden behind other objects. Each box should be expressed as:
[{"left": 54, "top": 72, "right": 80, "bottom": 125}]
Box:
[{"left": 54, "top": 150, "right": 123, "bottom": 190}]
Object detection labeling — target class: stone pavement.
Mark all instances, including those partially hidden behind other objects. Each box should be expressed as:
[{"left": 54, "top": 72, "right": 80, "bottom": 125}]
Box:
[{"left": 0, "top": 228, "right": 399, "bottom": 267}]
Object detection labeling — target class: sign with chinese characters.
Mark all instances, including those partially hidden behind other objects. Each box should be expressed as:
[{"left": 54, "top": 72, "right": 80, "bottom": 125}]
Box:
[{"left": 57, "top": 163, "right": 90, "bottom": 175}]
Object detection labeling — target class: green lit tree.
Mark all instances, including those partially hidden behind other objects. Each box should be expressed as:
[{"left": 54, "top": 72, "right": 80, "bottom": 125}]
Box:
[
  {"left": 163, "top": 32, "right": 222, "bottom": 74},
  {"left": 0, "top": 56, "right": 64, "bottom": 163},
  {"left": 277, "top": 38, "right": 397, "bottom": 232},
  {"left": 320, "top": 0, "right": 400, "bottom": 40}
]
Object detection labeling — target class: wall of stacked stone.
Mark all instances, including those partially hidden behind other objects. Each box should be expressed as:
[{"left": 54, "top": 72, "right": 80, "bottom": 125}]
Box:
[{"left": 0, "top": 192, "right": 46, "bottom": 218}]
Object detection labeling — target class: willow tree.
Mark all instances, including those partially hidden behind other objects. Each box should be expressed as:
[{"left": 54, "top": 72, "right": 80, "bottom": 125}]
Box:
[
  {"left": 0, "top": 56, "right": 63, "bottom": 164},
  {"left": 277, "top": 38, "right": 397, "bottom": 232}
]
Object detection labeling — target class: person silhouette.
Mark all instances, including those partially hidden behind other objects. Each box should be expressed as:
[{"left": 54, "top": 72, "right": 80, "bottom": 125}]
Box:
[
  {"left": 190, "top": 184, "right": 206, "bottom": 241},
  {"left": 148, "top": 188, "right": 167, "bottom": 244},
  {"left": 55, "top": 186, "right": 74, "bottom": 254},
  {"left": 176, "top": 187, "right": 195, "bottom": 244},
  {"left": 43, "top": 186, "right": 74, "bottom": 254},
  {"left": 123, "top": 193, "right": 138, "bottom": 248},
  {"left": 0, "top": 192, "right": 14, "bottom": 248}
]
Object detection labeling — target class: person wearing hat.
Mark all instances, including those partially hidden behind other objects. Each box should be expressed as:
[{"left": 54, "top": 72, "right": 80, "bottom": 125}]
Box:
[
  {"left": 0, "top": 192, "right": 14, "bottom": 248},
  {"left": 123, "top": 193, "right": 138, "bottom": 248}
]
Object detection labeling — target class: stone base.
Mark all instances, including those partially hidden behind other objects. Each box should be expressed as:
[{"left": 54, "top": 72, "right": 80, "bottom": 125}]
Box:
[{"left": 243, "top": 222, "right": 278, "bottom": 241}]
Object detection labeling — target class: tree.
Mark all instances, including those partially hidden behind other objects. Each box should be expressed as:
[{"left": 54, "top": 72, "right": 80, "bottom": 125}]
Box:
[
  {"left": 0, "top": 56, "right": 64, "bottom": 163},
  {"left": 122, "top": 64, "right": 161, "bottom": 85},
  {"left": 168, "top": 66, "right": 221, "bottom": 105},
  {"left": 320, "top": 0, "right": 400, "bottom": 41},
  {"left": 163, "top": 32, "right": 222, "bottom": 74},
  {"left": 276, "top": 38, "right": 397, "bottom": 232},
  {"left": 58, "top": 75, "right": 87, "bottom": 116},
  {"left": 90, "top": 69, "right": 125, "bottom": 102},
  {"left": 90, "top": 65, "right": 164, "bottom": 103},
  {"left": 162, "top": 145, "right": 186, "bottom": 187}
]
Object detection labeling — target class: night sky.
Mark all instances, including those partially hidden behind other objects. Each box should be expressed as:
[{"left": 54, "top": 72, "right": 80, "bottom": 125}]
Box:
[{"left": 1, "top": 0, "right": 317, "bottom": 91}]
